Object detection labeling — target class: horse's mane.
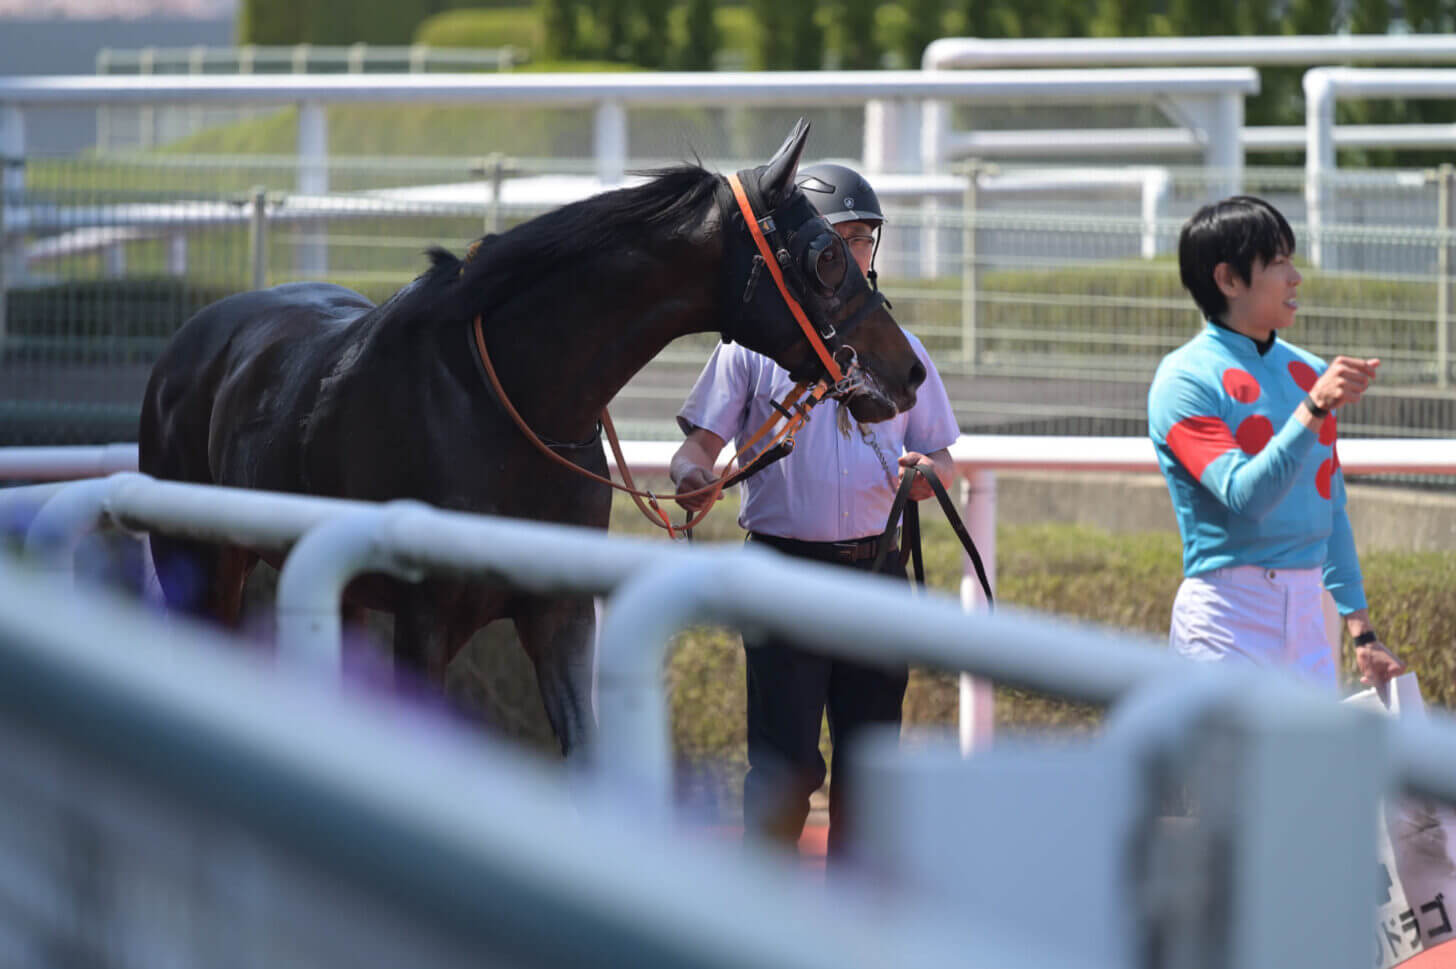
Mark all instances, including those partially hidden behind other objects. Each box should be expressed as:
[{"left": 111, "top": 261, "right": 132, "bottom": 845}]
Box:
[{"left": 410, "top": 163, "right": 722, "bottom": 319}]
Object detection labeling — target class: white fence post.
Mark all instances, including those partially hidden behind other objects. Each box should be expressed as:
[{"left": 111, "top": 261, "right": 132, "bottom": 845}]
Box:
[
  {"left": 958, "top": 469, "right": 996, "bottom": 754},
  {"left": 1304, "top": 69, "right": 1336, "bottom": 269},
  {"left": 275, "top": 504, "right": 426, "bottom": 684},
  {"left": 0, "top": 102, "right": 22, "bottom": 347},
  {"left": 248, "top": 184, "right": 268, "bottom": 291},
  {"left": 296, "top": 98, "right": 328, "bottom": 277},
  {"left": 594, "top": 98, "right": 626, "bottom": 186},
  {"left": 1140, "top": 168, "right": 1170, "bottom": 259},
  {"left": 1438, "top": 162, "right": 1454, "bottom": 388}
]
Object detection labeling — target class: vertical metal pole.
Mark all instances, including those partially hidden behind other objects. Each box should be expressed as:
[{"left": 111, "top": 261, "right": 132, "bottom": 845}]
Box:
[
  {"left": 1304, "top": 71, "right": 1336, "bottom": 270},
  {"left": 187, "top": 46, "right": 205, "bottom": 140},
  {"left": 296, "top": 99, "right": 328, "bottom": 277},
  {"left": 95, "top": 49, "right": 113, "bottom": 154},
  {"left": 249, "top": 185, "right": 268, "bottom": 291},
  {"left": 167, "top": 233, "right": 187, "bottom": 276},
  {"left": 1140, "top": 168, "right": 1170, "bottom": 261},
  {"left": 862, "top": 99, "right": 888, "bottom": 173},
  {"left": 594, "top": 99, "right": 626, "bottom": 186},
  {"left": 1214, "top": 91, "right": 1244, "bottom": 198},
  {"left": 1438, "top": 163, "right": 1453, "bottom": 389},
  {"left": 960, "top": 160, "right": 980, "bottom": 370},
  {"left": 488, "top": 152, "right": 506, "bottom": 235},
  {"left": 957, "top": 469, "right": 996, "bottom": 754},
  {"left": 139, "top": 48, "right": 156, "bottom": 152},
  {"left": 0, "top": 103, "right": 24, "bottom": 349}
]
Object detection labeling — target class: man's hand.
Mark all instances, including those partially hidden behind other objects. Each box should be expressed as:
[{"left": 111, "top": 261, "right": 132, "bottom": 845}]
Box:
[
  {"left": 673, "top": 465, "right": 717, "bottom": 512},
  {"left": 670, "top": 427, "right": 727, "bottom": 513},
  {"left": 897, "top": 449, "right": 954, "bottom": 501},
  {"left": 1309, "top": 356, "right": 1379, "bottom": 411}
]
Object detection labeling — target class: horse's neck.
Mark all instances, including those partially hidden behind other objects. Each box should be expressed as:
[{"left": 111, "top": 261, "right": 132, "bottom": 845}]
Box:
[{"left": 481, "top": 268, "right": 717, "bottom": 441}]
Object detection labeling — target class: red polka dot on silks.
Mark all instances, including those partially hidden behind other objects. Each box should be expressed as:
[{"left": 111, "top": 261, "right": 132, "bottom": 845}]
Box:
[
  {"left": 1235, "top": 415, "right": 1274, "bottom": 454},
  {"left": 1221, "top": 368, "right": 1260, "bottom": 403},
  {"left": 1288, "top": 360, "right": 1318, "bottom": 392},
  {"left": 1319, "top": 412, "right": 1337, "bottom": 447},
  {"left": 1316, "top": 458, "right": 1334, "bottom": 499}
]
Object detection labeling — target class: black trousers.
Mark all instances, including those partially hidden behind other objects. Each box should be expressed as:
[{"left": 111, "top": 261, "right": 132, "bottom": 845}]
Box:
[{"left": 741, "top": 532, "right": 908, "bottom": 862}]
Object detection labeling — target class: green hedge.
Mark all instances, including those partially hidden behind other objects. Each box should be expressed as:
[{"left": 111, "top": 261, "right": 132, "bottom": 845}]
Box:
[
  {"left": 442, "top": 493, "right": 1456, "bottom": 809},
  {"left": 3, "top": 278, "right": 237, "bottom": 364},
  {"left": 643, "top": 514, "right": 1456, "bottom": 804}
]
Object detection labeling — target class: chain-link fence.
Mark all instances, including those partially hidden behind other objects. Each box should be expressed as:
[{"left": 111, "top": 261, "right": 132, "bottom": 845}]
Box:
[
  {"left": 890, "top": 163, "right": 1456, "bottom": 440},
  {"left": 4, "top": 153, "right": 1454, "bottom": 446}
]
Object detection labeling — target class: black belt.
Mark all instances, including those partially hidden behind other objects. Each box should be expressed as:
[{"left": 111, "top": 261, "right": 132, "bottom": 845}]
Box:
[{"left": 748, "top": 531, "right": 897, "bottom": 565}]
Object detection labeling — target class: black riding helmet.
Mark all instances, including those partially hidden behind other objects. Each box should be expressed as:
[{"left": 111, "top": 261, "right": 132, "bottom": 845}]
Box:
[{"left": 796, "top": 162, "right": 886, "bottom": 291}]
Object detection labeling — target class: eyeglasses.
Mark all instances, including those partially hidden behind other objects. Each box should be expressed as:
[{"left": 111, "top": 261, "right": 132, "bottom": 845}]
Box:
[{"left": 842, "top": 233, "right": 876, "bottom": 253}]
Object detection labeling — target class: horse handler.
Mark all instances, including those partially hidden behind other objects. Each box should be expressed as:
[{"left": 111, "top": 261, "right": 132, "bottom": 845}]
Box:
[
  {"left": 670, "top": 163, "right": 959, "bottom": 864},
  {"left": 1149, "top": 194, "right": 1404, "bottom": 691}
]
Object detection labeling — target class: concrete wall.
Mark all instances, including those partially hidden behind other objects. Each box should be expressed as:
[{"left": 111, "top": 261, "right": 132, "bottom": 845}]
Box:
[{"left": 998, "top": 471, "right": 1456, "bottom": 553}]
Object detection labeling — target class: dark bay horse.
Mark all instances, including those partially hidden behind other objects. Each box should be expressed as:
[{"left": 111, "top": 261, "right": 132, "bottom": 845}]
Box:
[{"left": 138, "top": 120, "right": 926, "bottom": 757}]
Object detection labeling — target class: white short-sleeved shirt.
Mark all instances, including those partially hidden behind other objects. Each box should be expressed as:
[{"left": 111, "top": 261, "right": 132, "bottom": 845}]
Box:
[{"left": 676, "top": 330, "right": 959, "bottom": 542}]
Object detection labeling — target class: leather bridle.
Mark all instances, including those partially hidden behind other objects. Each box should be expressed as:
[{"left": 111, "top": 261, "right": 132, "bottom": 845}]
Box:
[{"left": 471, "top": 167, "right": 886, "bottom": 537}]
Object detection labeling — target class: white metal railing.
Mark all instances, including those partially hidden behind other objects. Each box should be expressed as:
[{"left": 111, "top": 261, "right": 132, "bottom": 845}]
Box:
[
  {"left": 96, "top": 43, "right": 526, "bottom": 76},
  {"left": 7, "top": 435, "right": 1456, "bottom": 752},
  {"left": 924, "top": 34, "right": 1456, "bottom": 69},
  {"left": 0, "top": 551, "right": 983, "bottom": 969},
  {"left": 1304, "top": 68, "right": 1456, "bottom": 268},
  {"left": 923, "top": 35, "right": 1456, "bottom": 161},
  {"left": 91, "top": 45, "right": 526, "bottom": 154},
  {"left": 0, "top": 68, "right": 1260, "bottom": 192},
  {"left": 8, "top": 461, "right": 1456, "bottom": 966}
]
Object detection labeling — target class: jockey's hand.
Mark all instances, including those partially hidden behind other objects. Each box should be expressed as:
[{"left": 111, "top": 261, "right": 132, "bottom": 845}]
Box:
[
  {"left": 1356, "top": 638, "right": 1407, "bottom": 688},
  {"left": 1310, "top": 356, "right": 1379, "bottom": 411}
]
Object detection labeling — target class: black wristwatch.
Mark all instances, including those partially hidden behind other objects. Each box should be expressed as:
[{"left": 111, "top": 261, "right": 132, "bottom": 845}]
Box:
[
  {"left": 1353, "top": 630, "right": 1379, "bottom": 647},
  {"left": 1303, "top": 394, "right": 1328, "bottom": 418}
]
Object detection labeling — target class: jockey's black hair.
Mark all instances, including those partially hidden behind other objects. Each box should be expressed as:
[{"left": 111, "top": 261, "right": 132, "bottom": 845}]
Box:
[{"left": 1178, "top": 195, "right": 1296, "bottom": 323}]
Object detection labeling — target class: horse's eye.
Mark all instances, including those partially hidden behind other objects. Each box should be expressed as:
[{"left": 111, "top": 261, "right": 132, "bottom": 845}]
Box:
[{"left": 811, "top": 238, "right": 847, "bottom": 291}]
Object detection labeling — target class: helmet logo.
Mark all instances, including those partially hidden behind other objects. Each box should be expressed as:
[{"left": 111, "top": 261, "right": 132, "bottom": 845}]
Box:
[{"left": 844, "top": 197, "right": 855, "bottom": 209}]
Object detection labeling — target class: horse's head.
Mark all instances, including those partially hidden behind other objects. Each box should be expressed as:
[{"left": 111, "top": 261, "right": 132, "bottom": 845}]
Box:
[{"left": 718, "top": 120, "right": 924, "bottom": 423}]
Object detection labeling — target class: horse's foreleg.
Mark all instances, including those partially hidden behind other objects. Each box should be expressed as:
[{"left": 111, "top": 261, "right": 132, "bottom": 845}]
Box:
[
  {"left": 150, "top": 535, "right": 256, "bottom": 628},
  {"left": 393, "top": 587, "right": 451, "bottom": 685},
  {"left": 514, "top": 594, "right": 597, "bottom": 759},
  {"left": 210, "top": 545, "right": 258, "bottom": 628}
]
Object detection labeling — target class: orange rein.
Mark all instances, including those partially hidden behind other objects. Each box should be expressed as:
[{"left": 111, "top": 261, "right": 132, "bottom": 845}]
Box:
[{"left": 472, "top": 316, "right": 826, "bottom": 538}]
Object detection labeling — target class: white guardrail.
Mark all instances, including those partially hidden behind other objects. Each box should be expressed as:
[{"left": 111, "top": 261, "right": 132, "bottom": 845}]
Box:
[
  {"left": 0, "top": 68, "right": 1258, "bottom": 190},
  {"left": 5, "top": 435, "right": 1456, "bottom": 752},
  {"left": 924, "top": 34, "right": 1456, "bottom": 162},
  {"left": 0, "top": 551, "right": 986, "bottom": 969},
  {"left": 6, "top": 439, "right": 1456, "bottom": 967}
]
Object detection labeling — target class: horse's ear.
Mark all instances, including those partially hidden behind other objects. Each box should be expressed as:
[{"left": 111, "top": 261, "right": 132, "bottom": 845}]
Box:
[{"left": 760, "top": 118, "right": 811, "bottom": 205}]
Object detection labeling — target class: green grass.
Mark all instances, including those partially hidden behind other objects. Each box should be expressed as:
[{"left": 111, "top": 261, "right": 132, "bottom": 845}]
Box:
[
  {"left": 226, "top": 477, "right": 1456, "bottom": 811},
  {"left": 568, "top": 492, "right": 1454, "bottom": 807}
]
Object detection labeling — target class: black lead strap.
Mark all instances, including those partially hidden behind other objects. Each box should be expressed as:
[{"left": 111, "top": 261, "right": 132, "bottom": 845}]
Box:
[{"left": 873, "top": 466, "right": 994, "bottom": 607}]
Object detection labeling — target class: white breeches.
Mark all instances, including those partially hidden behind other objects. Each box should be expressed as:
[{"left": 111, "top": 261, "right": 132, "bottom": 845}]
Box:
[{"left": 1169, "top": 565, "right": 1336, "bottom": 689}]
